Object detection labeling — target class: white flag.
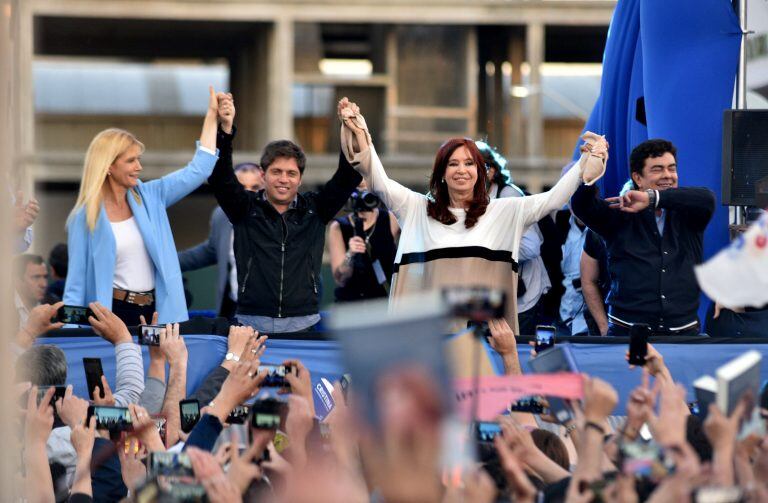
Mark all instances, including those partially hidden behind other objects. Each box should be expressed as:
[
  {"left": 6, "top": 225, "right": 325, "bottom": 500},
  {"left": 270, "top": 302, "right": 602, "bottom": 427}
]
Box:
[{"left": 695, "top": 213, "right": 768, "bottom": 309}]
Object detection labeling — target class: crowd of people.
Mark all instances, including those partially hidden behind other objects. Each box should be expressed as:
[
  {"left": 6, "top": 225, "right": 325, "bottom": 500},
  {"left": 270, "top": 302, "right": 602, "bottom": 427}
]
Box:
[{"left": 8, "top": 87, "right": 768, "bottom": 503}]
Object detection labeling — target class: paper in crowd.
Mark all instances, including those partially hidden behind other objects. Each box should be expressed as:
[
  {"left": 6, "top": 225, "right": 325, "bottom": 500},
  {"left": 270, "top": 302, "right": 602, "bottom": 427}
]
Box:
[
  {"left": 453, "top": 373, "right": 584, "bottom": 421},
  {"left": 695, "top": 212, "right": 768, "bottom": 309}
]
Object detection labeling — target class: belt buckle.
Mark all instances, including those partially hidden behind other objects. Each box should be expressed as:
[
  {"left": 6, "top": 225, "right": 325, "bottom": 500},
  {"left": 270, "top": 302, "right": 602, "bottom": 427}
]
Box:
[{"left": 127, "top": 291, "right": 137, "bottom": 304}]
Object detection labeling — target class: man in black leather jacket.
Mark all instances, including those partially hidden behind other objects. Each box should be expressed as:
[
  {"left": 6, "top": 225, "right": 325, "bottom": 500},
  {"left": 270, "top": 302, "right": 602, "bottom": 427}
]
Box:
[{"left": 208, "top": 101, "right": 361, "bottom": 333}]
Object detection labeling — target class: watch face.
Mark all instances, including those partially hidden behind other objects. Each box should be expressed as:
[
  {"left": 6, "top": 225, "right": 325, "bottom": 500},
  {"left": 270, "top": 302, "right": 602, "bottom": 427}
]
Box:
[{"left": 226, "top": 352, "right": 234, "bottom": 361}]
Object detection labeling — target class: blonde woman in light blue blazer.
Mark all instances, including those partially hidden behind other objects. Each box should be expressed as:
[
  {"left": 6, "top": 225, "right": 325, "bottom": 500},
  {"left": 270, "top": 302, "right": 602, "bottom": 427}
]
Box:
[{"left": 64, "top": 87, "right": 231, "bottom": 325}]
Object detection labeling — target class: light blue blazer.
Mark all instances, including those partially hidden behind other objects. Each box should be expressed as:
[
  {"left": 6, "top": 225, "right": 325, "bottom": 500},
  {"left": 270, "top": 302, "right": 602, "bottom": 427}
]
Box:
[{"left": 64, "top": 144, "right": 219, "bottom": 324}]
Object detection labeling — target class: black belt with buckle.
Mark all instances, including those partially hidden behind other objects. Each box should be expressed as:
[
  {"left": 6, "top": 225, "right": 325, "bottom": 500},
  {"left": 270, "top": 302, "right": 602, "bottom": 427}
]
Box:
[{"left": 113, "top": 288, "right": 155, "bottom": 307}]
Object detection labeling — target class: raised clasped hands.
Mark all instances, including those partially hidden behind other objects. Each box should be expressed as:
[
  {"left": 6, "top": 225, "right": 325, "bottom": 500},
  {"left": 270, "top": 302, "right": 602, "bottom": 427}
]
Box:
[
  {"left": 216, "top": 92, "right": 235, "bottom": 134},
  {"left": 338, "top": 97, "right": 370, "bottom": 154}
]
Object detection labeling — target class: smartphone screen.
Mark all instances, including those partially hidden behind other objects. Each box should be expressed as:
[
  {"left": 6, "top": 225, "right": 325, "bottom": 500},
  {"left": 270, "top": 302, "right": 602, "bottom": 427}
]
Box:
[
  {"left": 226, "top": 405, "right": 249, "bottom": 425},
  {"left": 259, "top": 364, "right": 293, "bottom": 389},
  {"left": 534, "top": 325, "right": 556, "bottom": 353},
  {"left": 509, "top": 397, "right": 546, "bottom": 414},
  {"left": 88, "top": 405, "right": 133, "bottom": 431},
  {"left": 36, "top": 385, "right": 67, "bottom": 406},
  {"left": 473, "top": 421, "right": 502, "bottom": 443},
  {"left": 250, "top": 398, "right": 284, "bottom": 430},
  {"left": 56, "top": 305, "right": 94, "bottom": 325},
  {"left": 148, "top": 452, "right": 194, "bottom": 477},
  {"left": 83, "top": 357, "right": 104, "bottom": 401},
  {"left": 139, "top": 325, "right": 163, "bottom": 346},
  {"left": 179, "top": 399, "right": 200, "bottom": 434},
  {"left": 444, "top": 287, "right": 506, "bottom": 321},
  {"left": 628, "top": 324, "right": 651, "bottom": 366},
  {"left": 620, "top": 441, "right": 670, "bottom": 482}
]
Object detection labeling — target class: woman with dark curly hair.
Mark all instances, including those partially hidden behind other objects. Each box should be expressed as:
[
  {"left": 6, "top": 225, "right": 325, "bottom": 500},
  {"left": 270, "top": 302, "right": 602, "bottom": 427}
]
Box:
[{"left": 337, "top": 98, "right": 606, "bottom": 331}]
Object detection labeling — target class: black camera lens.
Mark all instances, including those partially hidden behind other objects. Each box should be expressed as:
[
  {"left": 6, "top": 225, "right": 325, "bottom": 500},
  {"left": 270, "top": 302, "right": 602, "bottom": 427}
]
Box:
[{"left": 351, "top": 190, "right": 380, "bottom": 211}]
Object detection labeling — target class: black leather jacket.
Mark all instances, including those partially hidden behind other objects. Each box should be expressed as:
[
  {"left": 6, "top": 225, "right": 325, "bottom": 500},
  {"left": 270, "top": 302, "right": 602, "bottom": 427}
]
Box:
[{"left": 208, "top": 128, "right": 361, "bottom": 318}]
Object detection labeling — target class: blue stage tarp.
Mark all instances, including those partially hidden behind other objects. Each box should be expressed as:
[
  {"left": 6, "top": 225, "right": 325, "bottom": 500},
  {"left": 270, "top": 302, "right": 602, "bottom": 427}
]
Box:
[
  {"left": 576, "top": 0, "right": 742, "bottom": 321},
  {"left": 38, "top": 334, "right": 768, "bottom": 415}
]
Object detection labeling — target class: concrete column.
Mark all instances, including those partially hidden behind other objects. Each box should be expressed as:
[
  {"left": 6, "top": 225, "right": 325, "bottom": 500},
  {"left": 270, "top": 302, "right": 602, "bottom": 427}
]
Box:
[
  {"left": 1, "top": 0, "right": 22, "bottom": 493},
  {"left": 465, "top": 27, "right": 478, "bottom": 139},
  {"left": 267, "top": 18, "right": 294, "bottom": 141},
  {"left": 507, "top": 29, "right": 525, "bottom": 157},
  {"left": 14, "top": 0, "right": 33, "bottom": 185},
  {"left": 525, "top": 22, "right": 544, "bottom": 158}
]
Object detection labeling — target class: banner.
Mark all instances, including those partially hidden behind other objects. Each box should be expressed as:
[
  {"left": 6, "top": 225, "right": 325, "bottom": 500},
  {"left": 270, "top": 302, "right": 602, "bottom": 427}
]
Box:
[{"left": 453, "top": 373, "right": 584, "bottom": 421}]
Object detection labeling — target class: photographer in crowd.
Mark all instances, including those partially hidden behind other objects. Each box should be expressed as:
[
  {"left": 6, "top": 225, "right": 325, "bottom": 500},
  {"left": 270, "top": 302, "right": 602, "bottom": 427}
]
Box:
[{"left": 328, "top": 181, "right": 399, "bottom": 302}]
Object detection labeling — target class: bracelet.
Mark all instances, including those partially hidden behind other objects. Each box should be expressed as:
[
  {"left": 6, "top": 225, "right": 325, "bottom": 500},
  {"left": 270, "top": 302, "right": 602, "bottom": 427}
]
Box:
[
  {"left": 564, "top": 423, "right": 578, "bottom": 437},
  {"left": 584, "top": 421, "right": 606, "bottom": 436}
]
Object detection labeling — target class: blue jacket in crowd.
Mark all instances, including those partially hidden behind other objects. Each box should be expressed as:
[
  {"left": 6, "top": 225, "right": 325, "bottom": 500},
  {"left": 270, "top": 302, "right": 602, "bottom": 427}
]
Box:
[{"left": 64, "top": 144, "right": 218, "bottom": 325}]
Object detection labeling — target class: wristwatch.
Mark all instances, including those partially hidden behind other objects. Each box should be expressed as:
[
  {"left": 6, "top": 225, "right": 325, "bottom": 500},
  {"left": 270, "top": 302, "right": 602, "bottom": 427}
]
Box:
[
  {"left": 645, "top": 189, "right": 658, "bottom": 209},
  {"left": 225, "top": 352, "right": 240, "bottom": 362}
]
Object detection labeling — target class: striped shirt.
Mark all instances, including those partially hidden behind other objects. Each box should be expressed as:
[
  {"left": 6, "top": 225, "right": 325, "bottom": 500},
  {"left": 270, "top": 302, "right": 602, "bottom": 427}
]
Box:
[{"left": 113, "top": 342, "right": 145, "bottom": 407}]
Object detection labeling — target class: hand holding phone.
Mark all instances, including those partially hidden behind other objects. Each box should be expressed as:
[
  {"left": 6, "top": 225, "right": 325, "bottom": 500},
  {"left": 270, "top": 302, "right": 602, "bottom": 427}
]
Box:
[
  {"left": 226, "top": 405, "right": 249, "bottom": 425},
  {"left": 148, "top": 451, "right": 194, "bottom": 477},
  {"left": 250, "top": 398, "right": 285, "bottom": 430},
  {"left": 534, "top": 325, "right": 556, "bottom": 353},
  {"left": 628, "top": 324, "right": 651, "bottom": 366},
  {"left": 87, "top": 405, "right": 133, "bottom": 431},
  {"left": 473, "top": 421, "right": 502, "bottom": 443},
  {"left": 54, "top": 305, "right": 95, "bottom": 325},
  {"left": 83, "top": 358, "right": 105, "bottom": 400},
  {"left": 179, "top": 399, "right": 200, "bottom": 433},
  {"left": 139, "top": 325, "right": 163, "bottom": 346},
  {"left": 259, "top": 364, "right": 294, "bottom": 389}
]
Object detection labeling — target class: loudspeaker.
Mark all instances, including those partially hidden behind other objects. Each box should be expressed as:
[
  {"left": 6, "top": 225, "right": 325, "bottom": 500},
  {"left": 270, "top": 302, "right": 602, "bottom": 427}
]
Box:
[{"left": 722, "top": 109, "right": 768, "bottom": 206}]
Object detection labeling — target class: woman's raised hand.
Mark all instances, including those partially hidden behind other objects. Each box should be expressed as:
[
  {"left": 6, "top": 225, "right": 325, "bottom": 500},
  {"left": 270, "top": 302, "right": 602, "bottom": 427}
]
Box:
[
  {"left": 217, "top": 92, "right": 235, "bottom": 134},
  {"left": 338, "top": 97, "right": 370, "bottom": 154},
  {"left": 208, "top": 86, "right": 219, "bottom": 113}
]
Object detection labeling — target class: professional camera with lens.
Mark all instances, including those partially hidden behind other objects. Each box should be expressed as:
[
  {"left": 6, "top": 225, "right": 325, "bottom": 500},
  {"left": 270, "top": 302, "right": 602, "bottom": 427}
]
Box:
[{"left": 350, "top": 190, "right": 380, "bottom": 212}]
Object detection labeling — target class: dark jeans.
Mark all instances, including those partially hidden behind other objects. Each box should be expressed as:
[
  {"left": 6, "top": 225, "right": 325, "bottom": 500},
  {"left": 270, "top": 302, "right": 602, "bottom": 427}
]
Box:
[
  {"left": 607, "top": 321, "right": 700, "bottom": 338},
  {"left": 705, "top": 303, "right": 768, "bottom": 337},
  {"left": 111, "top": 297, "right": 156, "bottom": 327},
  {"left": 517, "top": 297, "right": 544, "bottom": 337}
]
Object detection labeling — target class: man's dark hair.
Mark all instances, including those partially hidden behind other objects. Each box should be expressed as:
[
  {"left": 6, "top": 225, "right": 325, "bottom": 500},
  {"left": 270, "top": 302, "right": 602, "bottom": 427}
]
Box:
[
  {"left": 13, "top": 254, "right": 44, "bottom": 281},
  {"left": 15, "top": 345, "right": 67, "bottom": 385},
  {"left": 260, "top": 140, "right": 306, "bottom": 175},
  {"left": 48, "top": 243, "right": 68, "bottom": 279},
  {"left": 629, "top": 139, "right": 677, "bottom": 187},
  {"left": 531, "top": 428, "right": 570, "bottom": 470}
]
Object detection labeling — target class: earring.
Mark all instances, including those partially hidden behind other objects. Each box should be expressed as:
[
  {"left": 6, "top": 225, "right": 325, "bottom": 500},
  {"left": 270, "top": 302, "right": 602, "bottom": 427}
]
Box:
[
  {"left": 441, "top": 178, "right": 446, "bottom": 184},
  {"left": 107, "top": 172, "right": 112, "bottom": 176}
]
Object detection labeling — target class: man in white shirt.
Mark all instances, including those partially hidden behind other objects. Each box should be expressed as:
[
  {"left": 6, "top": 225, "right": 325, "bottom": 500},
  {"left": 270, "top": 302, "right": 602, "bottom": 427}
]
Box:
[{"left": 14, "top": 254, "right": 48, "bottom": 329}]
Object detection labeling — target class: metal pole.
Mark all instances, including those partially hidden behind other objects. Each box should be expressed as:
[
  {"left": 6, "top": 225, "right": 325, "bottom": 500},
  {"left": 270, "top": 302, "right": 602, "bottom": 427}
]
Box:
[{"left": 735, "top": 0, "right": 748, "bottom": 226}]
